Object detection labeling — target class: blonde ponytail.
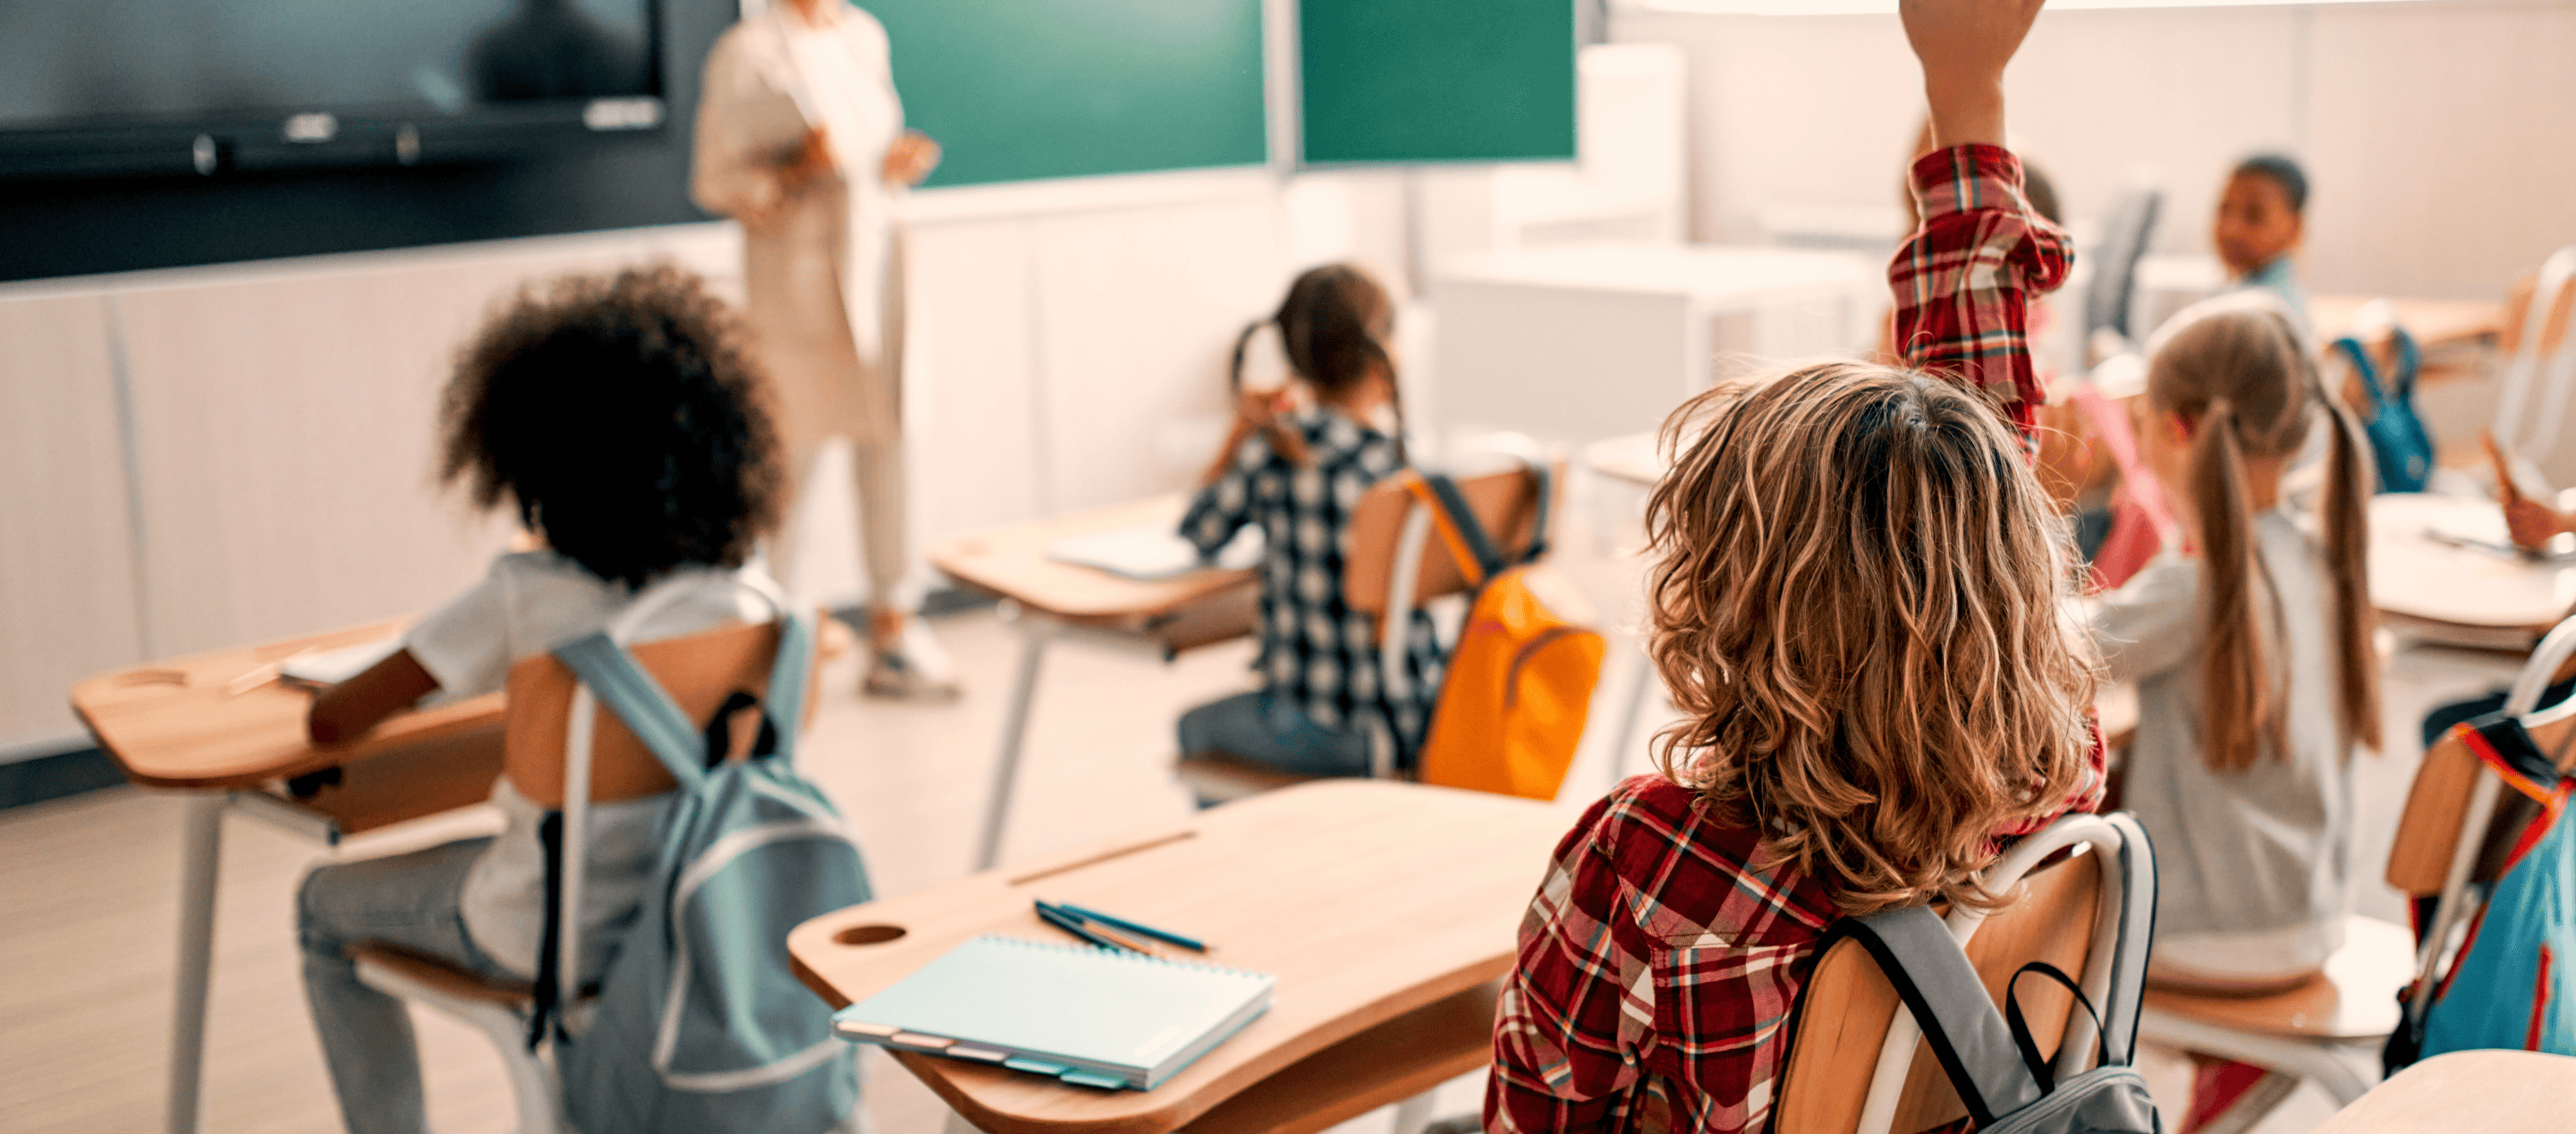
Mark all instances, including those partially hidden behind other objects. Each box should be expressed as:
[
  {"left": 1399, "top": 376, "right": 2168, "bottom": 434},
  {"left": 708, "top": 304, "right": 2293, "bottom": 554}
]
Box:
[
  {"left": 2148, "top": 292, "right": 2382, "bottom": 771},
  {"left": 2317, "top": 390, "right": 2383, "bottom": 752},
  {"left": 2190, "top": 400, "right": 2285, "bottom": 772}
]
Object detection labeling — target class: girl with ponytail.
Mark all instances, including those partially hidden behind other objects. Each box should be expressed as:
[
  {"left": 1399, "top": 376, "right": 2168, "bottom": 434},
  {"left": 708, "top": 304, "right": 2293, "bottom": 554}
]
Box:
[
  {"left": 1175, "top": 263, "right": 1436, "bottom": 784},
  {"left": 2086, "top": 290, "right": 2380, "bottom": 997}
]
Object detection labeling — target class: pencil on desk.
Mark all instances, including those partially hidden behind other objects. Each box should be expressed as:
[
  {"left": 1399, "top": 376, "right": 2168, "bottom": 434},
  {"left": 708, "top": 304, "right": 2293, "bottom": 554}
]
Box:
[{"left": 1034, "top": 902, "right": 1136, "bottom": 953}]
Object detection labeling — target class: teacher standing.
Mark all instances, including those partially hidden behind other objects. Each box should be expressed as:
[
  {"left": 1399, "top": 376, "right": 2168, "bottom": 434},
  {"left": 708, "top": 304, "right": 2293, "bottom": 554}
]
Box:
[{"left": 691, "top": 0, "right": 955, "bottom": 699}]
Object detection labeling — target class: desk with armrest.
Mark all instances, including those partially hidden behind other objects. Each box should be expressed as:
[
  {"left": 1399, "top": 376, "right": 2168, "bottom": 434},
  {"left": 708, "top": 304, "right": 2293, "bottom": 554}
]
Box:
[
  {"left": 788, "top": 779, "right": 1567, "bottom": 1134},
  {"left": 72, "top": 613, "right": 850, "bottom": 1134},
  {"left": 929, "top": 495, "right": 1258, "bottom": 871}
]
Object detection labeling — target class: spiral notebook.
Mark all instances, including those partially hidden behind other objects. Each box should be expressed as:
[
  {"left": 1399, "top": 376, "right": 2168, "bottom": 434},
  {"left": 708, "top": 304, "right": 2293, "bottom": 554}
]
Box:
[{"left": 832, "top": 935, "right": 1274, "bottom": 1090}]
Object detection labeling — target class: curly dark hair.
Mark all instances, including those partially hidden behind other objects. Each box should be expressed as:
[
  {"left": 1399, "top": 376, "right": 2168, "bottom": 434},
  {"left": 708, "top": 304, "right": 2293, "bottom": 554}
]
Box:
[{"left": 440, "top": 264, "right": 784, "bottom": 589}]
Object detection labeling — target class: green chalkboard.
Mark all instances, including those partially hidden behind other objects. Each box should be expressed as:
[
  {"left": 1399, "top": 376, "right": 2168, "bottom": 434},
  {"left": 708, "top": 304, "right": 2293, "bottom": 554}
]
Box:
[
  {"left": 862, "top": 0, "right": 1267, "bottom": 188},
  {"left": 1299, "top": 0, "right": 1575, "bottom": 165}
]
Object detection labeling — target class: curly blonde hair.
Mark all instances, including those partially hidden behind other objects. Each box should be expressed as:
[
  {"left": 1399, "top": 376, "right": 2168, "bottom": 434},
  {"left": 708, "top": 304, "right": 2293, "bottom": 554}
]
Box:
[{"left": 1645, "top": 362, "right": 2097, "bottom": 915}]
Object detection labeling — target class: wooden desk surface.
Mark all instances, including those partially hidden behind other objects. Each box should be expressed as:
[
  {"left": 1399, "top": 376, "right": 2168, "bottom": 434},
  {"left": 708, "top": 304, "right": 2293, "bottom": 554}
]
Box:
[
  {"left": 70, "top": 620, "right": 504, "bottom": 790},
  {"left": 928, "top": 495, "right": 1258, "bottom": 627},
  {"left": 72, "top": 614, "right": 857, "bottom": 795},
  {"left": 787, "top": 780, "right": 1566, "bottom": 1134},
  {"left": 2313, "top": 295, "right": 2504, "bottom": 355},
  {"left": 2311, "top": 1050, "right": 2576, "bottom": 1134},
  {"left": 2369, "top": 493, "right": 2573, "bottom": 630},
  {"left": 1583, "top": 430, "right": 1661, "bottom": 489}
]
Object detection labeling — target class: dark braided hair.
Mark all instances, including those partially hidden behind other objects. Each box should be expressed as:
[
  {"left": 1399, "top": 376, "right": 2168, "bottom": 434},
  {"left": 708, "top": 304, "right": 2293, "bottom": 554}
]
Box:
[
  {"left": 1229, "top": 263, "right": 1407, "bottom": 463},
  {"left": 440, "top": 264, "right": 784, "bottom": 590}
]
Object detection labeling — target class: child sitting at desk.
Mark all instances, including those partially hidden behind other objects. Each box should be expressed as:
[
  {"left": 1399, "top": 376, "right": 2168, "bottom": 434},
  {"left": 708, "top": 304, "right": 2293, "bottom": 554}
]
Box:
[
  {"left": 2083, "top": 290, "right": 2379, "bottom": 1130},
  {"left": 1173, "top": 263, "right": 1440, "bottom": 782},
  {"left": 1487, "top": 2, "right": 2104, "bottom": 1130},
  {"left": 297, "top": 266, "right": 787, "bottom": 1134},
  {"left": 2216, "top": 153, "right": 2312, "bottom": 336}
]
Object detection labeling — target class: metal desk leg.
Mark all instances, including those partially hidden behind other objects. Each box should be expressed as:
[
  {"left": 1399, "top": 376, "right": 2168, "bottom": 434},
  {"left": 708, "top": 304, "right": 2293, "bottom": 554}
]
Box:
[
  {"left": 1605, "top": 641, "right": 1658, "bottom": 792},
  {"left": 973, "top": 603, "right": 1056, "bottom": 872},
  {"left": 168, "top": 791, "right": 226, "bottom": 1134}
]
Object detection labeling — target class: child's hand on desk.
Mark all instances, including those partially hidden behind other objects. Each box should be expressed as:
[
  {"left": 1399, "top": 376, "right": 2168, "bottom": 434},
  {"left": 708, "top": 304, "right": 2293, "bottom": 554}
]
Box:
[
  {"left": 2486, "top": 433, "right": 2570, "bottom": 551},
  {"left": 1901, "top": 0, "right": 2047, "bottom": 148},
  {"left": 306, "top": 649, "right": 439, "bottom": 745}
]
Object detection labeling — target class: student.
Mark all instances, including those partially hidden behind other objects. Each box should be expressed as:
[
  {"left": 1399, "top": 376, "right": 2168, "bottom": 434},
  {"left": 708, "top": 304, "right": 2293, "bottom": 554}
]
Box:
[
  {"left": 2092, "top": 291, "right": 2377, "bottom": 987},
  {"left": 2215, "top": 153, "right": 2312, "bottom": 334},
  {"left": 1174, "top": 263, "right": 1440, "bottom": 781},
  {"left": 297, "top": 266, "right": 788, "bottom": 1134},
  {"left": 2085, "top": 291, "right": 2379, "bottom": 1130},
  {"left": 1486, "top": 2, "right": 2104, "bottom": 1130}
]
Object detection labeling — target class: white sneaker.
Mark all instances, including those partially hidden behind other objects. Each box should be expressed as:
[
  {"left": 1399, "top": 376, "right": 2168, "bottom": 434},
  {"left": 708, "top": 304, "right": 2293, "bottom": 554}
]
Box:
[{"left": 862, "top": 619, "right": 962, "bottom": 703}]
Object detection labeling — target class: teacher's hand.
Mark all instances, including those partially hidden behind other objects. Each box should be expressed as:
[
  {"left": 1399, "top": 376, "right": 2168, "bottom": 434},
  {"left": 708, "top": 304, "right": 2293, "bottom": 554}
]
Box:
[{"left": 884, "top": 130, "right": 940, "bottom": 187}]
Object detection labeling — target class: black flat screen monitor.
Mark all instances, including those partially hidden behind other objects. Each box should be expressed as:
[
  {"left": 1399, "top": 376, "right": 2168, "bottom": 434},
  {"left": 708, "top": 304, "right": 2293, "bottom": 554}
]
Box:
[{"left": 0, "top": 0, "right": 664, "bottom": 179}]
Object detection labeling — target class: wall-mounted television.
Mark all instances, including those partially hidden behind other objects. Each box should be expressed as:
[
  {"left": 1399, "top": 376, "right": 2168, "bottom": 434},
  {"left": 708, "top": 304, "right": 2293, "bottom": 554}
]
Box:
[{"left": 0, "top": 0, "right": 666, "bottom": 181}]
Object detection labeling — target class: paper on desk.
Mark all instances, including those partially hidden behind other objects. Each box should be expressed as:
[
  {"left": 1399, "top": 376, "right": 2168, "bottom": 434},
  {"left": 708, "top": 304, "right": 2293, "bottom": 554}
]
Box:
[
  {"left": 1046, "top": 523, "right": 1264, "bottom": 580},
  {"left": 280, "top": 638, "right": 404, "bottom": 688}
]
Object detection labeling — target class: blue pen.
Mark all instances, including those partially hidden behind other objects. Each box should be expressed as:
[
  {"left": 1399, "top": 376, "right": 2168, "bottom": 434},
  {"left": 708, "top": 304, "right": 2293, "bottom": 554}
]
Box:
[
  {"left": 1033, "top": 902, "right": 1136, "bottom": 953},
  {"left": 1053, "top": 901, "right": 1208, "bottom": 952}
]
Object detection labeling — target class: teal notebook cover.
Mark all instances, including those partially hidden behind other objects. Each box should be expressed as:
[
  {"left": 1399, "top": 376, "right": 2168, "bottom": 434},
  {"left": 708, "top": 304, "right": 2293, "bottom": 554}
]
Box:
[{"left": 835, "top": 935, "right": 1275, "bottom": 1089}]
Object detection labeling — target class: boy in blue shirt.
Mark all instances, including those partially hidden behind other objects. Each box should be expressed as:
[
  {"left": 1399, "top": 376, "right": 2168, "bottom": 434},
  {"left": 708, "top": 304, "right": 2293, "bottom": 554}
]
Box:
[{"left": 2216, "top": 154, "right": 2311, "bottom": 334}]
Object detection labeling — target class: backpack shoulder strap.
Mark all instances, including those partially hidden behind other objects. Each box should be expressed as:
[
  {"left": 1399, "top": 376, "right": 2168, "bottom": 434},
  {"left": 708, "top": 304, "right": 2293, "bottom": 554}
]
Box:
[
  {"left": 1410, "top": 459, "right": 1551, "bottom": 588},
  {"left": 2332, "top": 335, "right": 2392, "bottom": 409},
  {"left": 2389, "top": 322, "right": 2422, "bottom": 399},
  {"left": 1840, "top": 905, "right": 2047, "bottom": 1128},
  {"left": 553, "top": 632, "right": 709, "bottom": 788},
  {"left": 2097, "top": 812, "right": 2159, "bottom": 1066},
  {"left": 1406, "top": 472, "right": 1507, "bottom": 588},
  {"left": 759, "top": 612, "right": 816, "bottom": 766}
]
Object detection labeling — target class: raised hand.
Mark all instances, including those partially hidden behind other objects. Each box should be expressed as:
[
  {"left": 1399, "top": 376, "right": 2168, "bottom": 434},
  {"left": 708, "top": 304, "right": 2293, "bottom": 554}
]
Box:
[{"left": 1899, "top": 0, "right": 2047, "bottom": 149}]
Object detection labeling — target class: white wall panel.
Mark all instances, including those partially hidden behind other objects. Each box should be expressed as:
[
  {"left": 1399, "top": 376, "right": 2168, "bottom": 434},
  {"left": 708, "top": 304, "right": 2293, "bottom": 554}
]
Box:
[
  {"left": 0, "top": 293, "right": 142, "bottom": 748},
  {"left": 1030, "top": 192, "right": 1289, "bottom": 512}
]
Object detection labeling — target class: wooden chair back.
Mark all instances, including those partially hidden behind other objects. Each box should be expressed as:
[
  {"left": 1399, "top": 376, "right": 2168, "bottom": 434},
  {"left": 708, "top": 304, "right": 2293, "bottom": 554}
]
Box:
[
  {"left": 2387, "top": 698, "right": 2576, "bottom": 896},
  {"left": 1775, "top": 852, "right": 2104, "bottom": 1134},
  {"left": 500, "top": 620, "right": 809, "bottom": 808},
  {"left": 1343, "top": 461, "right": 1554, "bottom": 617}
]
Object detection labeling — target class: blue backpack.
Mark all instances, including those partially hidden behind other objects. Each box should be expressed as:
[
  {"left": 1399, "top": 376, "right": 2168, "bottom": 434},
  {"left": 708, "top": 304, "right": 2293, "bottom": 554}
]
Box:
[
  {"left": 2332, "top": 326, "right": 2434, "bottom": 494},
  {"left": 542, "top": 608, "right": 873, "bottom": 1133},
  {"left": 2387, "top": 711, "right": 2576, "bottom": 1069}
]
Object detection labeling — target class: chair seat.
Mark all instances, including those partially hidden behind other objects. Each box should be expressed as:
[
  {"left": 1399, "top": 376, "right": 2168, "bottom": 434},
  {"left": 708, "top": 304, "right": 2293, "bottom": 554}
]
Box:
[
  {"left": 350, "top": 943, "right": 536, "bottom": 1011},
  {"left": 2141, "top": 915, "right": 2414, "bottom": 1040},
  {"left": 1174, "top": 751, "right": 1323, "bottom": 804}
]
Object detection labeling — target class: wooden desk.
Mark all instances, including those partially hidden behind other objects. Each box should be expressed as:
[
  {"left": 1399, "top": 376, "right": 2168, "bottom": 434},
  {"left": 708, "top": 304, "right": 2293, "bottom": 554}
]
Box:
[
  {"left": 2313, "top": 295, "right": 2504, "bottom": 358},
  {"left": 72, "top": 621, "right": 505, "bottom": 1134},
  {"left": 2310, "top": 1050, "right": 2576, "bottom": 1134},
  {"left": 788, "top": 780, "right": 1565, "bottom": 1134},
  {"left": 928, "top": 495, "right": 1258, "bottom": 869},
  {"left": 71, "top": 613, "right": 854, "bottom": 1134},
  {"left": 2369, "top": 493, "right": 2573, "bottom": 639}
]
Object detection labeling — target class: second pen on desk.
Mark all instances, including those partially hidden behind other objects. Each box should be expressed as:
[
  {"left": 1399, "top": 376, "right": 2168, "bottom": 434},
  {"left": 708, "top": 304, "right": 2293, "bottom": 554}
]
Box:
[{"left": 1034, "top": 901, "right": 1157, "bottom": 954}]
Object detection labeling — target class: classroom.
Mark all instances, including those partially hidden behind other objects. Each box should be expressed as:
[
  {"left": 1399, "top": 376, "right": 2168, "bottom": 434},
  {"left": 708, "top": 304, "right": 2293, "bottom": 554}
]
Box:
[{"left": 4, "top": 1, "right": 2574, "bottom": 1132}]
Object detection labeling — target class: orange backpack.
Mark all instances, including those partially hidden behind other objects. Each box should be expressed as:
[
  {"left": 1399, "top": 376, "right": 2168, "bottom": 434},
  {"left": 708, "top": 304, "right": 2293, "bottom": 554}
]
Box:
[{"left": 1405, "top": 465, "right": 1606, "bottom": 800}]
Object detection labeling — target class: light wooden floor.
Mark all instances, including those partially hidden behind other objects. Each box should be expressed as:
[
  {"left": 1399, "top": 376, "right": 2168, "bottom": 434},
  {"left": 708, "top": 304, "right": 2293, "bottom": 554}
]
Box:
[{"left": 0, "top": 483, "right": 2522, "bottom": 1134}]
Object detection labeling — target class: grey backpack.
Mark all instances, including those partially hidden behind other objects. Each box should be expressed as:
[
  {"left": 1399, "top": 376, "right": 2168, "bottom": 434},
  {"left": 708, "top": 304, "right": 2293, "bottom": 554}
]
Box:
[
  {"left": 1824, "top": 813, "right": 2161, "bottom": 1134},
  {"left": 545, "top": 607, "right": 873, "bottom": 1133}
]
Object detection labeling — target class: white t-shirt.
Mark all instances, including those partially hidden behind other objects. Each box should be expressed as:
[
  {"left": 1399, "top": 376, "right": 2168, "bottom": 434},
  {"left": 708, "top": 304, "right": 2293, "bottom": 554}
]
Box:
[{"left": 405, "top": 550, "right": 775, "bottom": 979}]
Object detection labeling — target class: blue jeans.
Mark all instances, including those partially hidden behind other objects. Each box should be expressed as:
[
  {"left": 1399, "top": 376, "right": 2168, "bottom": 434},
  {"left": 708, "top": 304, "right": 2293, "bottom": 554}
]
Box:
[
  {"left": 1177, "top": 690, "right": 1375, "bottom": 779},
  {"left": 298, "top": 837, "right": 518, "bottom": 1134}
]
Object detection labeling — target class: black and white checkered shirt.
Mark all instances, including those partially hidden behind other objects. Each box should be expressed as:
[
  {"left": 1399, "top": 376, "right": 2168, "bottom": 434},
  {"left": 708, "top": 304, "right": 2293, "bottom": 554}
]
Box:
[{"left": 1180, "top": 408, "right": 1445, "bottom": 758}]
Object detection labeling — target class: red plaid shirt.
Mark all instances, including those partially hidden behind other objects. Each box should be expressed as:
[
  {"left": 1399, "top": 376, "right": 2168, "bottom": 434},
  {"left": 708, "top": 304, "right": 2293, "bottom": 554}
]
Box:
[
  {"left": 1888, "top": 143, "right": 2073, "bottom": 435},
  {"left": 1484, "top": 145, "right": 2089, "bottom": 1134}
]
